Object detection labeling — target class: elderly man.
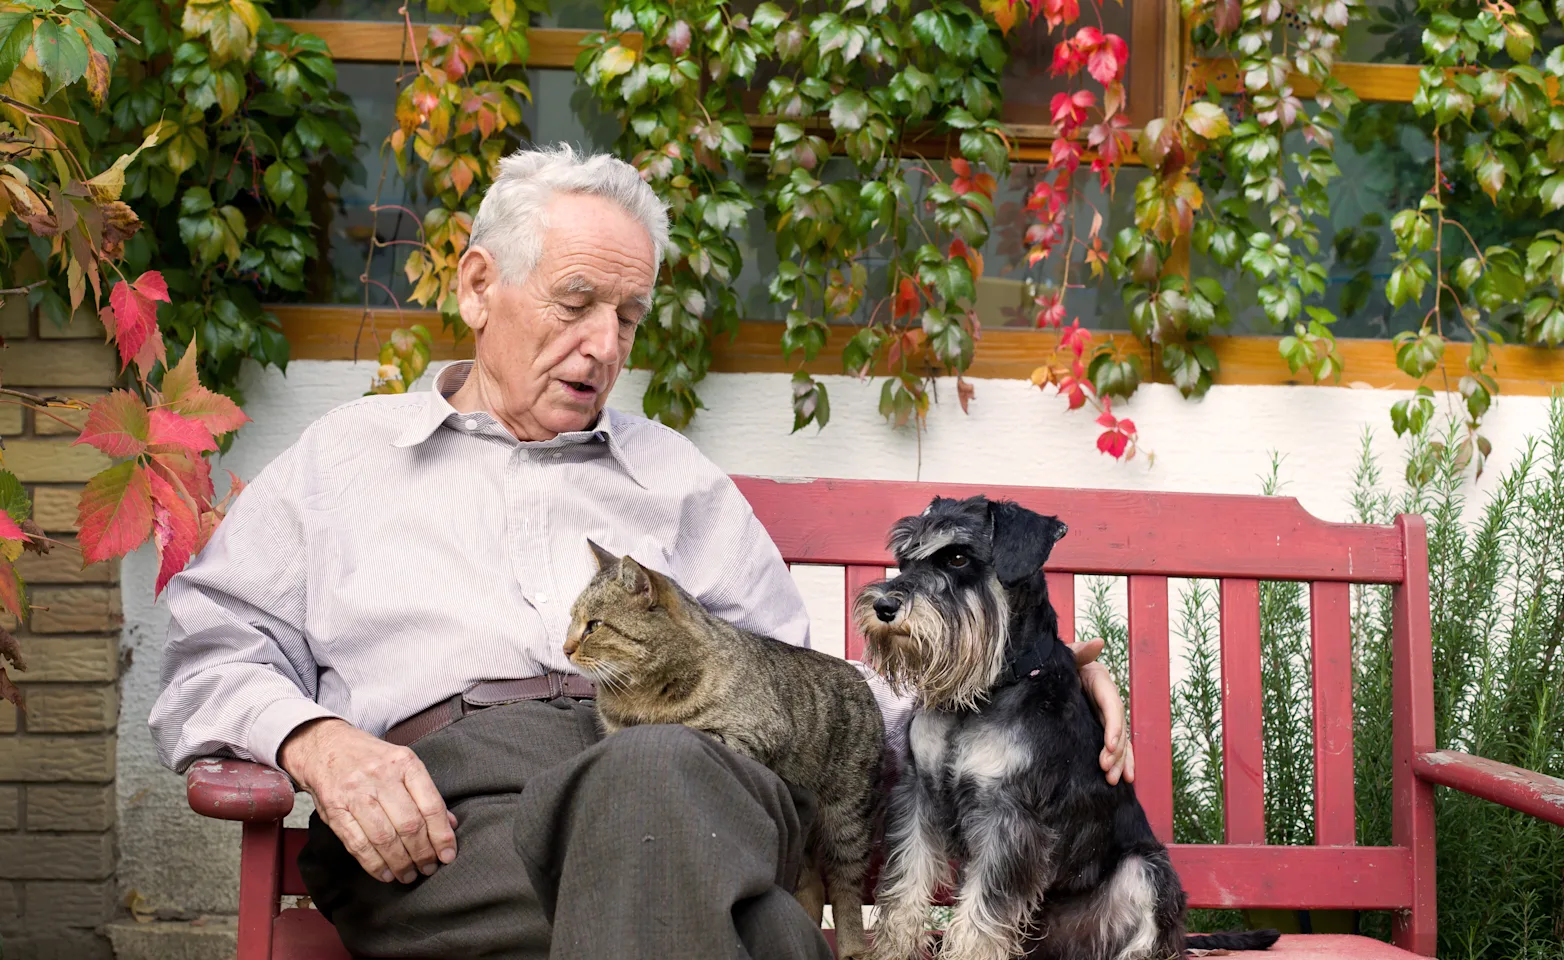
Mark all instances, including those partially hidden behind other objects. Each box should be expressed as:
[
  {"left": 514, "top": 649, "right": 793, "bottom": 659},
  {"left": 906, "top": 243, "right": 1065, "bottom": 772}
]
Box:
[{"left": 151, "top": 145, "right": 1133, "bottom": 960}]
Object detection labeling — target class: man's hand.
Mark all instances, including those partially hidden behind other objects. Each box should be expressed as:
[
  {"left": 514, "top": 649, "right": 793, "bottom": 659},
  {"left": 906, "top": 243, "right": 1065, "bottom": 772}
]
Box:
[
  {"left": 1068, "top": 639, "right": 1136, "bottom": 786},
  {"left": 278, "top": 718, "right": 458, "bottom": 883}
]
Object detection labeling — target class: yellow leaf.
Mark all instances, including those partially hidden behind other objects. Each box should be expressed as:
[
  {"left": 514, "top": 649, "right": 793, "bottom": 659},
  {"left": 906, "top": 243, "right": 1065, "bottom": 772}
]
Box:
[
  {"left": 980, "top": 0, "right": 1018, "bottom": 34},
  {"left": 598, "top": 44, "right": 637, "bottom": 80},
  {"left": 1030, "top": 365, "right": 1053, "bottom": 387},
  {"left": 85, "top": 129, "right": 160, "bottom": 202}
]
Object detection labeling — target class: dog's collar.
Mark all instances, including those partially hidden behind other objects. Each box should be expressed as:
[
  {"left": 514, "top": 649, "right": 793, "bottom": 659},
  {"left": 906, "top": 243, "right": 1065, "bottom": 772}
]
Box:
[{"left": 996, "top": 636, "right": 1054, "bottom": 687}]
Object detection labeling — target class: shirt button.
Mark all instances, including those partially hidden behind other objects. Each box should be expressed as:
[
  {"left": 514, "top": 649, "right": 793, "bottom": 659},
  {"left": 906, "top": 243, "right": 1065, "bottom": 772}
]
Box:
[
  {"left": 551, "top": 452, "right": 562, "bottom": 460},
  {"left": 463, "top": 419, "right": 478, "bottom": 431},
  {"left": 535, "top": 593, "right": 549, "bottom": 604},
  {"left": 517, "top": 450, "right": 531, "bottom": 462}
]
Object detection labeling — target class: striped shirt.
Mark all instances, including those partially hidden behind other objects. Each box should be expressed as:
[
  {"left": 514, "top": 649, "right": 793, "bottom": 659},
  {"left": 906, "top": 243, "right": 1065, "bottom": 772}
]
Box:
[{"left": 150, "top": 361, "right": 907, "bottom": 774}]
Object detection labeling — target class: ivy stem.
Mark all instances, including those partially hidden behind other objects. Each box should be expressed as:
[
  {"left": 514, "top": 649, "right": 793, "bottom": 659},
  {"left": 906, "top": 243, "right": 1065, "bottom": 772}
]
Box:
[{"left": 83, "top": 4, "right": 141, "bottom": 45}]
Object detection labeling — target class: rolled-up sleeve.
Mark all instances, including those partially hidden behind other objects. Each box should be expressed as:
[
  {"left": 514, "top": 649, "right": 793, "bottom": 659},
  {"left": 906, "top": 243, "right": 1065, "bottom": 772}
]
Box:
[
  {"left": 149, "top": 443, "right": 338, "bottom": 774},
  {"left": 675, "top": 468, "right": 812, "bottom": 648}
]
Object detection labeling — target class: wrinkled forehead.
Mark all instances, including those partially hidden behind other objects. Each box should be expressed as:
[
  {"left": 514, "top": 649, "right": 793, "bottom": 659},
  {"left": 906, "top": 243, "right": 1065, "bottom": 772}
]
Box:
[{"left": 888, "top": 498, "right": 990, "bottom": 561}]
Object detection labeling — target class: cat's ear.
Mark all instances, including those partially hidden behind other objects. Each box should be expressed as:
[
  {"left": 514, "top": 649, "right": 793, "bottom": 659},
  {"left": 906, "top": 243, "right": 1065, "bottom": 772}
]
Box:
[
  {"left": 618, "top": 555, "right": 659, "bottom": 607},
  {"left": 587, "top": 539, "right": 619, "bottom": 572}
]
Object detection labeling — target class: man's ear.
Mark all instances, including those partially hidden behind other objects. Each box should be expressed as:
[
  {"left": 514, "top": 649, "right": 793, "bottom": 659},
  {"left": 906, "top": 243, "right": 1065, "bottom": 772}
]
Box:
[
  {"left": 587, "top": 539, "right": 618, "bottom": 572},
  {"left": 618, "top": 556, "right": 659, "bottom": 608},
  {"left": 987, "top": 499, "right": 1068, "bottom": 586},
  {"left": 456, "top": 246, "right": 499, "bottom": 333}
]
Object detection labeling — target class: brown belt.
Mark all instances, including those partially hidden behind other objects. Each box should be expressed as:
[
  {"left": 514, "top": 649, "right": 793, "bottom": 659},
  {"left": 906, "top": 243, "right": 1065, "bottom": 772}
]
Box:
[{"left": 383, "top": 672, "right": 598, "bottom": 747}]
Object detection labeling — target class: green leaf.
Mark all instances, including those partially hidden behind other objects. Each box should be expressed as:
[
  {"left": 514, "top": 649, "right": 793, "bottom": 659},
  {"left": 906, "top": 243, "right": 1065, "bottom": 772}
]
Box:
[
  {"left": 751, "top": 2, "right": 787, "bottom": 31},
  {"left": 943, "top": 106, "right": 979, "bottom": 130},
  {"left": 0, "top": 14, "right": 34, "bottom": 85},
  {"left": 828, "top": 90, "right": 870, "bottom": 133},
  {"left": 33, "top": 19, "right": 90, "bottom": 100},
  {"left": 0, "top": 469, "right": 30, "bottom": 525}
]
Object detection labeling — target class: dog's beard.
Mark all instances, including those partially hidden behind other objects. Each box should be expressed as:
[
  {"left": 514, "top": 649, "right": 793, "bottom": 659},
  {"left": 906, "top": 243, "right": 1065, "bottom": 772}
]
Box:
[{"left": 856, "top": 579, "right": 1010, "bottom": 711}]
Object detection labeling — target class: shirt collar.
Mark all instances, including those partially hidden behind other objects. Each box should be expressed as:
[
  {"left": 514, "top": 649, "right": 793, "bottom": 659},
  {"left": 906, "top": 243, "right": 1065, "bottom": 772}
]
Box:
[{"left": 391, "top": 361, "right": 646, "bottom": 488}]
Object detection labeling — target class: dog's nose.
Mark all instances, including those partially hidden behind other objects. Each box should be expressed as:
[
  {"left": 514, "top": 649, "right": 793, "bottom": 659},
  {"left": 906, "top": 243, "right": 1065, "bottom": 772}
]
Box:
[{"left": 874, "top": 596, "right": 902, "bottom": 623}]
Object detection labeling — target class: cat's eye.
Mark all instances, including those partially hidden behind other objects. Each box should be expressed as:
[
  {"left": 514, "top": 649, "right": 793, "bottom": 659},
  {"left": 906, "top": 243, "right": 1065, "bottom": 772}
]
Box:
[
  {"left": 946, "top": 551, "right": 970, "bottom": 569},
  {"left": 583, "top": 620, "right": 602, "bottom": 637}
]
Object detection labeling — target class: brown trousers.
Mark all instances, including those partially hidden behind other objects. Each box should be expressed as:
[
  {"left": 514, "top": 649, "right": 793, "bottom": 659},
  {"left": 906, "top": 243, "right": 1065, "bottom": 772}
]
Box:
[{"left": 296, "top": 698, "right": 835, "bottom": 960}]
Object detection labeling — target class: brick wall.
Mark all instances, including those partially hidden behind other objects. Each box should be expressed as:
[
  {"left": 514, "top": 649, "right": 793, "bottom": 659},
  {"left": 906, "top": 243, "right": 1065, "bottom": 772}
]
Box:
[{"left": 1, "top": 298, "right": 122, "bottom": 960}]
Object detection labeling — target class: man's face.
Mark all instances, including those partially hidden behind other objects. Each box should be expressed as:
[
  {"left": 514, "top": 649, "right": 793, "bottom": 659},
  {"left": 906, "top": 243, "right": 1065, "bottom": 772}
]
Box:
[{"left": 458, "top": 193, "right": 656, "bottom": 439}]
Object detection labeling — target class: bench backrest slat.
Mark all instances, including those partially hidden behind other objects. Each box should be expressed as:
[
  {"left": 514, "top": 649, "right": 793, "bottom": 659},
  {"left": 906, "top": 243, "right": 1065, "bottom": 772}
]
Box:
[
  {"left": 1311, "top": 580, "right": 1357, "bottom": 847},
  {"left": 1219, "top": 578, "right": 1267, "bottom": 845},
  {"left": 1127, "top": 574, "right": 1174, "bottom": 843}
]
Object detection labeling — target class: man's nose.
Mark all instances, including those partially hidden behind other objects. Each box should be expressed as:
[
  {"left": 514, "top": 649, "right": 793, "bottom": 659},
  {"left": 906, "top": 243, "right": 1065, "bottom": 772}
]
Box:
[
  {"left": 874, "top": 595, "right": 902, "bottom": 623},
  {"left": 579, "top": 307, "right": 623, "bottom": 362}
]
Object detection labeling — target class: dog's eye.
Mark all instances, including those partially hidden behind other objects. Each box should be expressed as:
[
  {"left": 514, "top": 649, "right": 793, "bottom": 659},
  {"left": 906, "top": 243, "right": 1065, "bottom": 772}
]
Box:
[{"left": 946, "top": 551, "right": 970, "bottom": 569}]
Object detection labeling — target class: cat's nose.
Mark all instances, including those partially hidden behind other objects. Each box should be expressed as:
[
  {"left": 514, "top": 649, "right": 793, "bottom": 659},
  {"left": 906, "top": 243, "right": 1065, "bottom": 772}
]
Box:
[
  {"left": 873, "top": 596, "right": 902, "bottom": 623},
  {"left": 563, "top": 636, "right": 579, "bottom": 657}
]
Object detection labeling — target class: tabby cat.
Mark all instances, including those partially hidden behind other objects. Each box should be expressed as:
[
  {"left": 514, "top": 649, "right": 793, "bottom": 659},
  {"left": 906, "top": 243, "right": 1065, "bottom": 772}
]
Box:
[{"left": 564, "top": 541, "right": 885, "bottom": 959}]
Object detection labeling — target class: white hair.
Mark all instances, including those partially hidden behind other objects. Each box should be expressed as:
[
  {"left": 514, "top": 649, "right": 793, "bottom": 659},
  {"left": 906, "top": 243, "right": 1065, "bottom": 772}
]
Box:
[{"left": 467, "top": 143, "right": 670, "bottom": 286}]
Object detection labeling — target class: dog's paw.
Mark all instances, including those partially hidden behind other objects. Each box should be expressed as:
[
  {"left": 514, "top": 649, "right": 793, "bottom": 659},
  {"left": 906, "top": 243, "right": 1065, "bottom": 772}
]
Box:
[
  {"left": 936, "top": 920, "right": 1021, "bottom": 960},
  {"left": 864, "top": 924, "right": 931, "bottom": 960}
]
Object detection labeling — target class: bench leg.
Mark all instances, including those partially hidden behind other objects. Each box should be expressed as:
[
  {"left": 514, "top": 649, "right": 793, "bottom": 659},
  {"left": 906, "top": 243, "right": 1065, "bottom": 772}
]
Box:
[{"left": 238, "top": 819, "right": 284, "bottom": 960}]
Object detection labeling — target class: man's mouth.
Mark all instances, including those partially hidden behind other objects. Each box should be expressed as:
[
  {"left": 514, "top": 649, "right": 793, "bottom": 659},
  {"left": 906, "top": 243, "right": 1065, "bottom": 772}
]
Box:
[{"left": 560, "top": 379, "right": 598, "bottom": 399}]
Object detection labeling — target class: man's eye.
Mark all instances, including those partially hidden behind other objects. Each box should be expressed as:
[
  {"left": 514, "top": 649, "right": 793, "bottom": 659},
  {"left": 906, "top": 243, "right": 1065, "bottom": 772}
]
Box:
[
  {"left": 947, "top": 552, "right": 969, "bottom": 569},
  {"left": 619, "top": 314, "right": 639, "bottom": 328}
]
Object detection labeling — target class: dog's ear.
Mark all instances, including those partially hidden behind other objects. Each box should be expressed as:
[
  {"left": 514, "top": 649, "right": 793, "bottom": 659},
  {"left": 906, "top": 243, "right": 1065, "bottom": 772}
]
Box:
[
  {"left": 987, "top": 500, "right": 1067, "bottom": 586},
  {"left": 617, "top": 555, "right": 661, "bottom": 608},
  {"left": 587, "top": 539, "right": 618, "bottom": 571}
]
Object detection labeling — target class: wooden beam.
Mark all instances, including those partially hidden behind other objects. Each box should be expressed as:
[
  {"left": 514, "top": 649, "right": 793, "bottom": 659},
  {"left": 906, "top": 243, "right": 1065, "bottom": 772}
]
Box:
[
  {"left": 268, "top": 304, "right": 1564, "bottom": 396},
  {"left": 1187, "top": 58, "right": 1422, "bottom": 103},
  {"left": 275, "top": 20, "right": 636, "bottom": 67}
]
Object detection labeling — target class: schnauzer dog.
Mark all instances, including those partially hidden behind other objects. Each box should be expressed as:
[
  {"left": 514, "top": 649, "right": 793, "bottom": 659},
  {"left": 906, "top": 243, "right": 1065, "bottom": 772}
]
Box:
[{"left": 856, "top": 496, "right": 1280, "bottom": 960}]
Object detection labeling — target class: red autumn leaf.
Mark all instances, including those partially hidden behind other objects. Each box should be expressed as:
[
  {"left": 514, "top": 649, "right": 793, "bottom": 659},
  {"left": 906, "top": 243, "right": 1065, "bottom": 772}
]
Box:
[
  {"left": 74, "top": 390, "right": 150, "bottom": 458},
  {"left": 1074, "top": 26, "right": 1104, "bottom": 48},
  {"left": 1039, "top": 0, "right": 1079, "bottom": 29},
  {"left": 1060, "top": 320, "right": 1093, "bottom": 355},
  {"left": 957, "top": 377, "right": 976, "bottom": 414},
  {"left": 1049, "top": 137, "right": 1083, "bottom": 174},
  {"left": 0, "top": 513, "right": 29, "bottom": 544},
  {"left": 1097, "top": 428, "right": 1129, "bottom": 458},
  {"left": 77, "top": 461, "right": 155, "bottom": 565},
  {"left": 106, "top": 272, "right": 170, "bottom": 373},
  {"left": 162, "top": 345, "right": 250, "bottom": 437},
  {"left": 1096, "top": 406, "right": 1118, "bottom": 429},
  {"left": 951, "top": 158, "right": 971, "bottom": 179},
  {"left": 1088, "top": 44, "right": 1122, "bottom": 84},
  {"left": 148, "top": 469, "right": 201, "bottom": 597},
  {"left": 894, "top": 276, "right": 920, "bottom": 319},
  {"left": 147, "top": 409, "right": 217, "bottom": 457},
  {"left": 0, "top": 559, "right": 24, "bottom": 620},
  {"left": 150, "top": 449, "right": 216, "bottom": 508},
  {"left": 1117, "top": 419, "right": 1136, "bottom": 435},
  {"left": 1050, "top": 39, "right": 1086, "bottom": 76}
]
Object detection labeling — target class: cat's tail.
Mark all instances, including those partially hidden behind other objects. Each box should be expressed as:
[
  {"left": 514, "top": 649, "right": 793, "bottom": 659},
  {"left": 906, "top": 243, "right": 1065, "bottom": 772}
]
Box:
[{"left": 1184, "top": 928, "right": 1282, "bottom": 952}]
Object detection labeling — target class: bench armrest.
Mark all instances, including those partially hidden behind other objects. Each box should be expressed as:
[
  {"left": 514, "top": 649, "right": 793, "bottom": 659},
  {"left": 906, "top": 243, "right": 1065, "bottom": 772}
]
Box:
[
  {"left": 186, "top": 757, "right": 296, "bottom": 822},
  {"left": 1413, "top": 749, "right": 1564, "bottom": 827}
]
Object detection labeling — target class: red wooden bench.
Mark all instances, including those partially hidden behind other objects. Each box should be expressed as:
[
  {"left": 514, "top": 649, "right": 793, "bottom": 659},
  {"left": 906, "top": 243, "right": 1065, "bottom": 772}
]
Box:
[{"left": 185, "top": 478, "right": 1564, "bottom": 959}]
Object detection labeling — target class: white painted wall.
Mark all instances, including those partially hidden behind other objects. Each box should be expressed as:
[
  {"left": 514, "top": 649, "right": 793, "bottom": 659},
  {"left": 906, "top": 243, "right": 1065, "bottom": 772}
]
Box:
[{"left": 115, "top": 358, "right": 1557, "bottom": 915}]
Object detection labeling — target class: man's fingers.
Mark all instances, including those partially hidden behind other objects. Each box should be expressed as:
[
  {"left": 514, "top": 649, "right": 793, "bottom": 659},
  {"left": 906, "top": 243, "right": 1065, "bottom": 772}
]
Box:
[
  {"left": 351, "top": 797, "right": 419, "bottom": 883},
  {"left": 326, "top": 810, "right": 395, "bottom": 883},
  {"left": 404, "top": 765, "right": 458, "bottom": 866},
  {"left": 377, "top": 787, "right": 441, "bottom": 878},
  {"left": 1069, "top": 637, "right": 1105, "bottom": 667},
  {"left": 1121, "top": 740, "right": 1136, "bottom": 784}
]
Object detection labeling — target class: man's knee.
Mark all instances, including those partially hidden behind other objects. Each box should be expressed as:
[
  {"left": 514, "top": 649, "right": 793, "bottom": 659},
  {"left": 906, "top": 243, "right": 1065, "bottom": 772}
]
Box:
[{"left": 592, "top": 723, "right": 725, "bottom": 785}]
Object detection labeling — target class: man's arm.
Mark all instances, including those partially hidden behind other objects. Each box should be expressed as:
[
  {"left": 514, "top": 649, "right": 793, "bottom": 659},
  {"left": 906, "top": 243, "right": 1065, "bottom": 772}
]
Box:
[{"left": 151, "top": 443, "right": 456, "bottom": 885}]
